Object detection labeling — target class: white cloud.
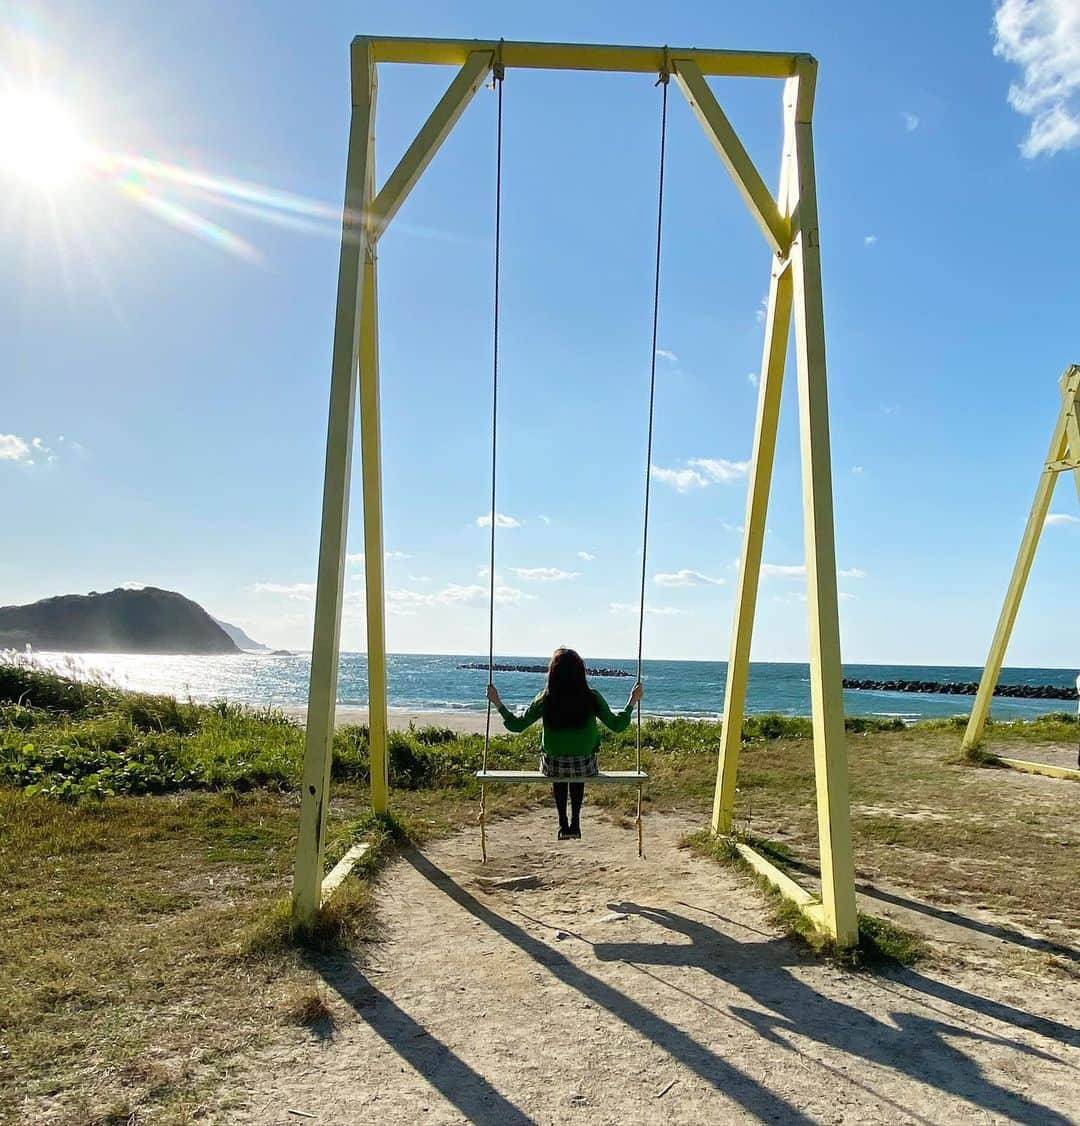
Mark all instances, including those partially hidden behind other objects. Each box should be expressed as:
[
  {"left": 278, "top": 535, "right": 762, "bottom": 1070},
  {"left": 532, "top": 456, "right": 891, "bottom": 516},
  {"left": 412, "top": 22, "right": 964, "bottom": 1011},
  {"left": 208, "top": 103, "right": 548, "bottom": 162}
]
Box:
[
  {"left": 755, "top": 295, "right": 768, "bottom": 324},
  {"left": 119, "top": 581, "right": 147, "bottom": 591},
  {"left": 690, "top": 457, "right": 750, "bottom": 483},
  {"left": 655, "top": 348, "right": 679, "bottom": 363},
  {"left": 737, "top": 560, "right": 863, "bottom": 582},
  {"left": 650, "top": 457, "right": 750, "bottom": 493},
  {"left": 477, "top": 512, "right": 523, "bottom": 528},
  {"left": 29, "top": 437, "right": 57, "bottom": 464},
  {"left": 538, "top": 514, "right": 552, "bottom": 526},
  {"left": 577, "top": 551, "right": 596, "bottom": 562},
  {"left": 650, "top": 464, "right": 710, "bottom": 492},
  {"left": 748, "top": 371, "right": 759, "bottom": 387},
  {"left": 761, "top": 563, "right": 806, "bottom": 579},
  {"left": 389, "top": 582, "right": 532, "bottom": 611},
  {"left": 346, "top": 550, "right": 409, "bottom": 564},
  {"left": 993, "top": 0, "right": 1080, "bottom": 157},
  {"left": 510, "top": 567, "right": 579, "bottom": 582},
  {"left": 609, "top": 601, "right": 685, "bottom": 617},
  {"left": 852, "top": 465, "right": 865, "bottom": 475},
  {"left": 255, "top": 582, "right": 317, "bottom": 600},
  {"left": 654, "top": 568, "right": 725, "bottom": 587},
  {"left": 0, "top": 434, "right": 31, "bottom": 462},
  {"left": 1046, "top": 511, "right": 1080, "bottom": 525},
  {"left": 864, "top": 234, "right": 878, "bottom": 246},
  {"left": 903, "top": 111, "right": 920, "bottom": 132},
  {"left": 839, "top": 592, "right": 857, "bottom": 601},
  {"left": 720, "top": 521, "right": 744, "bottom": 534}
]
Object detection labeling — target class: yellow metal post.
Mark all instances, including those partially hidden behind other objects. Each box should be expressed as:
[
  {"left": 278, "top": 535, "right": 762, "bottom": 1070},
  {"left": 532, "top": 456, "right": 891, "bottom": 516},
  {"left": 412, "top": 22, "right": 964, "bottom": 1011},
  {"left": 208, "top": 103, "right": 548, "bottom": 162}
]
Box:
[
  {"left": 292, "top": 39, "right": 377, "bottom": 925},
  {"left": 360, "top": 242, "right": 389, "bottom": 814},
  {"left": 788, "top": 61, "right": 858, "bottom": 948},
  {"left": 963, "top": 365, "right": 1080, "bottom": 751},
  {"left": 713, "top": 262, "right": 793, "bottom": 832}
]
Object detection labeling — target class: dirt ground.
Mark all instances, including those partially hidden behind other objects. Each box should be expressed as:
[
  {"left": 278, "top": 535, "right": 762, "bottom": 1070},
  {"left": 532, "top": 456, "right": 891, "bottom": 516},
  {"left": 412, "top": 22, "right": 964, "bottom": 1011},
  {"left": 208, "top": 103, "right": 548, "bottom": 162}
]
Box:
[
  {"left": 986, "top": 739, "right": 1080, "bottom": 773},
  {"left": 222, "top": 807, "right": 1079, "bottom": 1125}
]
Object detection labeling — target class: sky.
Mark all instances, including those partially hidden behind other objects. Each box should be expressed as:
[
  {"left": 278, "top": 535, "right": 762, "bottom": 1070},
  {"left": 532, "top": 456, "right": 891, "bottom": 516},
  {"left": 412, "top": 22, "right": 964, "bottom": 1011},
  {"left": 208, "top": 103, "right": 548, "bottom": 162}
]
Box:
[{"left": 2, "top": 0, "right": 1079, "bottom": 665}]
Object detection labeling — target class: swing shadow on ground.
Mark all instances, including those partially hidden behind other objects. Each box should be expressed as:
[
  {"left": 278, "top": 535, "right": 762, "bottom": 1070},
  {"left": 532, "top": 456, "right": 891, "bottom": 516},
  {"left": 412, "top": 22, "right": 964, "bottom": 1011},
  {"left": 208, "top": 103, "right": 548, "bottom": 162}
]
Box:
[
  {"left": 311, "top": 954, "right": 535, "bottom": 1126},
  {"left": 779, "top": 853, "right": 1080, "bottom": 964},
  {"left": 593, "top": 902, "right": 1077, "bottom": 1126},
  {"left": 396, "top": 850, "right": 820, "bottom": 1125},
  {"left": 311, "top": 847, "right": 821, "bottom": 1125},
  {"left": 392, "top": 850, "right": 1075, "bottom": 1126}
]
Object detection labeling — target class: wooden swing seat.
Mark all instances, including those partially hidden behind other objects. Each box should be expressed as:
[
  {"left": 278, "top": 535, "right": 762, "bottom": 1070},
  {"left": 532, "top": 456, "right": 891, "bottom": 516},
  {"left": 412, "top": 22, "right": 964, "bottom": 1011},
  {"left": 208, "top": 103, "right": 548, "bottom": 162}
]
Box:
[{"left": 476, "top": 769, "right": 648, "bottom": 784}]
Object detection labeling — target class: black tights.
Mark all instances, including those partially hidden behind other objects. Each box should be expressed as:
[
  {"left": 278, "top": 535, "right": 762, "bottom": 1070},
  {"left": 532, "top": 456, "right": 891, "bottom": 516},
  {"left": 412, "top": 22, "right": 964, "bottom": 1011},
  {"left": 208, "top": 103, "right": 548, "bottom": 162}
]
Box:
[{"left": 552, "top": 782, "right": 584, "bottom": 829}]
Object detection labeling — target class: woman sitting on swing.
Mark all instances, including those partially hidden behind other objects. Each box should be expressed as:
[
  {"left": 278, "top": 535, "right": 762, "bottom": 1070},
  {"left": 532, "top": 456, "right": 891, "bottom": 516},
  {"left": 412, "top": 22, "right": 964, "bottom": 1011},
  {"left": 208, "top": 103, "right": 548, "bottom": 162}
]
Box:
[{"left": 486, "top": 647, "right": 644, "bottom": 840}]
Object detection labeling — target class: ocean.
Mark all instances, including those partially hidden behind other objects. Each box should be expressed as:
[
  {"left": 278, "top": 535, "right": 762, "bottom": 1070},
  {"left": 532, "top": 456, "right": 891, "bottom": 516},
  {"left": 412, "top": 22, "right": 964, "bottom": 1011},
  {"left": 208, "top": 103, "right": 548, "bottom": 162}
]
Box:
[{"left": 25, "top": 651, "right": 1080, "bottom": 723}]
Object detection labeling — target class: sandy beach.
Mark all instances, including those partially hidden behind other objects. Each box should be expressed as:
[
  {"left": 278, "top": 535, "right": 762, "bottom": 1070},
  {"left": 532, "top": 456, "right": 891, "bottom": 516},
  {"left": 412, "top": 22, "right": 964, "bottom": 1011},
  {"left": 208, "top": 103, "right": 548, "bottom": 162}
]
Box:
[
  {"left": 282, "top": 705, "right": 495, "bottom": 734},
  {"left": 281, "top": 706, "right": 693, "bottom": 733}
]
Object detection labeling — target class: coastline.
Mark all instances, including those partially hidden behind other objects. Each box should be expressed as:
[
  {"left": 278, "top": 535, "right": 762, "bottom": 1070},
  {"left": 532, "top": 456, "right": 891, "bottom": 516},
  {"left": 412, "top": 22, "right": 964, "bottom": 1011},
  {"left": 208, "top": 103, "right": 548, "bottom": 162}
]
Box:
[
  {"left": 283, "top": 706, "right": 495, "bottom": 734},
  {"left": 279, "top": 706, "right": 712, "bottom": 733}
]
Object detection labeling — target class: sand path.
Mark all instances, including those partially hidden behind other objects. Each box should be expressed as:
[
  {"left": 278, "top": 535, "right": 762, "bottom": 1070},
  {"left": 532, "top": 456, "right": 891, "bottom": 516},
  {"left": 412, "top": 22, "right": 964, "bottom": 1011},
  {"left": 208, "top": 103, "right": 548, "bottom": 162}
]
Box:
[{"left": 226, "top": 810, "right": 1079, "bottom": 1125}]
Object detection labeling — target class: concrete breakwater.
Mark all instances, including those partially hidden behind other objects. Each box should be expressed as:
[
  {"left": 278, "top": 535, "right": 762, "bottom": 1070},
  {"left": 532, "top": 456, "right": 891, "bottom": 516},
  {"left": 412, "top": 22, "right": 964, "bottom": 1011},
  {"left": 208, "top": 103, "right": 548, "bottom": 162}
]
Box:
[
  {"left": 460, "top": 662, "right": 633, "bottom": 679},
  {"left": 843, "top": 678, "right": 1078, "bottom": 701}
]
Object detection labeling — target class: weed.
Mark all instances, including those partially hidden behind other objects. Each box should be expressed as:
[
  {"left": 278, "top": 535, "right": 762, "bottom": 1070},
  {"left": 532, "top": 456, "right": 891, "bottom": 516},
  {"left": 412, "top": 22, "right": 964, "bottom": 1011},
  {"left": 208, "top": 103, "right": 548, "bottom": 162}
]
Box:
[{"left": 283, "top": 985, "right": 335, "bottom": 1031}]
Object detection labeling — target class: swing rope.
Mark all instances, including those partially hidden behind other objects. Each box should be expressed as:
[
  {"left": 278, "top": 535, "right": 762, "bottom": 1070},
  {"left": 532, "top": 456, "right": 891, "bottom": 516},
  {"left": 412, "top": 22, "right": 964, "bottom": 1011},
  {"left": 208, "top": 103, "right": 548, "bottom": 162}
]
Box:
[
  {"left": 479, "top": 61, "right": 668, "bottom": 862},
  {"left": 480, "top": 60, "right": 505, "bottom": 865},
  {"left": 633, "top": 67, "right": 670, "bottom": 860}
]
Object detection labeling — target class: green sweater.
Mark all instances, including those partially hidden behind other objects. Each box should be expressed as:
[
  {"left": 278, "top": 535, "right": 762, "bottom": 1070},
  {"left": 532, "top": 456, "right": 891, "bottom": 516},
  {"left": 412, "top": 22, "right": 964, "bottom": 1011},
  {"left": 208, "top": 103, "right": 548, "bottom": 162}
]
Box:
[{"left": 496, "top": 689, "right": 634, "bottom": 758}]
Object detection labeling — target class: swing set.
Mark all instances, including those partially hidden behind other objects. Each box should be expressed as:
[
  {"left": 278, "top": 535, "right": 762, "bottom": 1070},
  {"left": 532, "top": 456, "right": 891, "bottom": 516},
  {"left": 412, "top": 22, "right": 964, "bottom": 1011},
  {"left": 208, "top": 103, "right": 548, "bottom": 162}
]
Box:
[{"left": 292, "top": 37, "right": 859, "bottom": 949}]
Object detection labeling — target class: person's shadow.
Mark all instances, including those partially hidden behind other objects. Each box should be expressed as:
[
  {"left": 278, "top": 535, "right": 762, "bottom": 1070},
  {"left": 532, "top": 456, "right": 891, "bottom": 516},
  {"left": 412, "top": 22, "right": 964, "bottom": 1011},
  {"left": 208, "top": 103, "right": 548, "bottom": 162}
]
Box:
[{"left": 593, "top": 902, "right": 1076, "bottom": 1126}]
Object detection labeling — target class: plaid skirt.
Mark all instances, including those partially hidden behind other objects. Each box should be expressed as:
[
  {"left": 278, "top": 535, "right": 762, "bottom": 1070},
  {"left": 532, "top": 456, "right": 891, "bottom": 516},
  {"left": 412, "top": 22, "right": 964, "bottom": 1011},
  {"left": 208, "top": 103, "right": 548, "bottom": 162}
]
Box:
[{"left": 540, "top": 751, "right": 599, "bottom": 779}]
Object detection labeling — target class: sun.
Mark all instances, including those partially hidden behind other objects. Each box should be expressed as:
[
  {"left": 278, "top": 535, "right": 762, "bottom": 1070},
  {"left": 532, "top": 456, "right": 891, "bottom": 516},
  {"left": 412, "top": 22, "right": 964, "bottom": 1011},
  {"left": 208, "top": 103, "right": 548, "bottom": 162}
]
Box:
[{"left": 0, "top": 91, "right": 90, "bottom": 189}]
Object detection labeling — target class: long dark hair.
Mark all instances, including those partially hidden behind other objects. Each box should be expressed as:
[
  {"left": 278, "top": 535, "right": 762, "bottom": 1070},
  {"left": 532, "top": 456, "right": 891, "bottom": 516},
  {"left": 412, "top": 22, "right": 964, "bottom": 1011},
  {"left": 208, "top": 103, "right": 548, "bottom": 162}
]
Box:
[{"left": 542, "top": 647, "right": 596, "bottom": 730}]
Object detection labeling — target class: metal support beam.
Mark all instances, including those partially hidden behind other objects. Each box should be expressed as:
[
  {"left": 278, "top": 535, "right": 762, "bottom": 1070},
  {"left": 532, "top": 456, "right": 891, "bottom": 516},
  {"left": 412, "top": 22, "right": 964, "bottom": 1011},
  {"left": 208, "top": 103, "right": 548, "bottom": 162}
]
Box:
[
  {"left": 673, "top": 60, "right": 789, "bottom": 255},
  {"left": 787, "top": 60, "right": 858, "bottom": 948},
  {"left": 368, "top": 36, "right": 805, "bottom": 79},
  {"left": 360, "top": 243, "right": 389, "bottom": 813},
  {"left": 963, "top": 364, "right": 1080, "bottom": 751},
  {"left": 292, "top": 39, "right": 377, "bottom": 926},
  {"left": 713, "top": 261, "right": 793, "bottom": 832},
  {"left": 367, "top": 51, "right": 493, "bottom": 241}
]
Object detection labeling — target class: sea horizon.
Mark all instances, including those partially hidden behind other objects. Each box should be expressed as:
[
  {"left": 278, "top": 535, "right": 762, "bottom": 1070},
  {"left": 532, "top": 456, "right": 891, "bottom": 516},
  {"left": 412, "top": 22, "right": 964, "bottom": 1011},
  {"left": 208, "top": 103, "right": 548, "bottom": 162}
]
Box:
[{"left": 17, "top": 649, "right": 1080, "bottom": 724}]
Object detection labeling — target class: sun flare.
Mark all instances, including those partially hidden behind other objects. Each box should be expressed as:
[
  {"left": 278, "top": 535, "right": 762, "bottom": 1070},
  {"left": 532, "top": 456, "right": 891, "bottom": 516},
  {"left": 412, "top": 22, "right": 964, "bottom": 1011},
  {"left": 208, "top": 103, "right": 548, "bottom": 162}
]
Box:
[{"left": 0, "top": 91, "right": 90, "bottom": 188}]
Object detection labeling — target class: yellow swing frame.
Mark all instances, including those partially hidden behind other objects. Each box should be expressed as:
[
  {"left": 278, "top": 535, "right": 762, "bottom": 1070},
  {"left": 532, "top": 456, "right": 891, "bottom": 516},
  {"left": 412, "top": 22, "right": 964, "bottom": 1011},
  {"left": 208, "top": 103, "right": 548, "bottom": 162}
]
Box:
[
  {"left": 291, "top": 37, "right": 859, "bottom": 948},
  {"left": 962, "top": 365, "right": 1080, "bottom": 781}
]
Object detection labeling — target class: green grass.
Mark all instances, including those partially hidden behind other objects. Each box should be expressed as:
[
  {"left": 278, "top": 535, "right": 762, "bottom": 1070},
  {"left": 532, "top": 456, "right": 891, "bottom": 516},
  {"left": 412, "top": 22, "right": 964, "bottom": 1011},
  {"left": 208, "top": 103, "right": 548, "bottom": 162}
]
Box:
[{"left": 0, "top": 662, "right": 910, "bottom": 802}]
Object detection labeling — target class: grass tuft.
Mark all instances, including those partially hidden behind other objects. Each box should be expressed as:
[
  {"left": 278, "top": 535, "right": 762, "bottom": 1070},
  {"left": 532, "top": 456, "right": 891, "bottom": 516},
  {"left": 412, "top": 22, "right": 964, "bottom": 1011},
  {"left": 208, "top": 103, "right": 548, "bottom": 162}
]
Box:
[
  {"left": 680, "top": 827, "right": 740, "bottom": 863},
  {"left": 957, "top": 742, "right": 1007, "bottom": 768},
  {"left": 282, "top": 985, "right": 336, "bottom": 1031}
]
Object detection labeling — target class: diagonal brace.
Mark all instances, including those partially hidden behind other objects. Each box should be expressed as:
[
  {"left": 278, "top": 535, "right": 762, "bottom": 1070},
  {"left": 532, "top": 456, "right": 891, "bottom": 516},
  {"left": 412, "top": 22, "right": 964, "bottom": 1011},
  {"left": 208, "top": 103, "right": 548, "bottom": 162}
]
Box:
[
  {"left": 672, "top": 59, "right": 790, "bottom": 255},
  {"left": 367, "top": 50, "right": 493, "bottom": 241}
]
